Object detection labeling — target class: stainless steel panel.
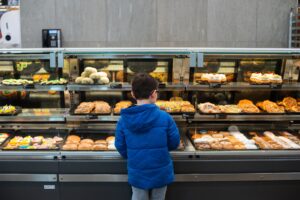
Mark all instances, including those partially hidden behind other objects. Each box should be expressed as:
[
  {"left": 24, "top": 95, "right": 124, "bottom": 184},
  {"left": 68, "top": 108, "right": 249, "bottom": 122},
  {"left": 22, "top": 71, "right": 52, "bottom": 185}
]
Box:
[
  {"left": 59, "top": 174, "right": 127, "bottom": 182},
  {"left": 175, "top": 172, "right": 300, "bottom": 182},
  {"left": 195, "top": 150, "right": 300, "bottom": 158},
  {"left": 0, "top": 174, "right": 57, "bottom": 182},
  {"left": 0, "top": 151, "right": 60, "bottom": 160},
  {"left": 59, "top": 172, "right": 300, "bottom": 183},
  {"left": 61, "top": 151, "right": 122, "bottom": 160}
]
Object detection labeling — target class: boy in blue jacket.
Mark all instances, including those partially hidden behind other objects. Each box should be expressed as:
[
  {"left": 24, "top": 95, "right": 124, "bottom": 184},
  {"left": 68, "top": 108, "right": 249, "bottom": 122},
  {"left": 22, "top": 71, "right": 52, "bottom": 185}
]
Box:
[{"left": 115, "top": 73, "right": 180, "bottom": 200}]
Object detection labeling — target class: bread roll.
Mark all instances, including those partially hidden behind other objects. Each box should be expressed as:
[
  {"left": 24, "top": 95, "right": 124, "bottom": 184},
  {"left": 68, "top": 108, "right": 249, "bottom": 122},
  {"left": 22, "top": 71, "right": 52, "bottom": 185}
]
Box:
[
  {"left": 106, "top": 136, "right": 115, "bottom": 144},
  {"left": 78, "top": 143, "right": 93, "bottom": 150},
  {"left": 81, "top": 77, "right": 94, "bottom": 84},
  {"left": 80, "top": 139, "right": 94, "bottom": 145},
  {"left": 89, "top": 72, "right": 101, "bottom": 80},
  {"left": 93, "top": 144, "right": 107, "bottom": 151},
  {"left": 75, "top": 77, "right": 83, "bottom": 84},
  {"left": 107, "top": 144, "right": 116, "bottom": 150},
  {"left": 95, "top": 140, "right": 107, "bottom": 145},
  {"left": 67, "top": 135, "right": 81, "bottom": 143},
  {"left": 62, "top": 144, "right": 78, "bottom": 150},
  {"left": 65, "top": 140, "right": 80, "bottom": 145},
  {"left": 84, "top": 67, "right": 97, "bottom": 76}
]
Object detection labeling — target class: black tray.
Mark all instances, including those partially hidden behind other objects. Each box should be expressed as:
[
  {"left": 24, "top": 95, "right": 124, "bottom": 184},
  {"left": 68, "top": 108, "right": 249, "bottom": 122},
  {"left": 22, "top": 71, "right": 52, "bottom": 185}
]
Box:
[
  {"left": 0, "top": 106, "right": 22, "bottom": 116},
  {"left": 189, "top": 129, "right": 300, "bottom": 151},
  {"left": 110, "top": 83, "right": 122, "bottom": 88},
  {"left": 69, "top": 103, "right": 112, "bottom": 116},
  {"left": 196, "top": 81, "right": 227, "bottom": 88},
  {"left": 188, "top": 130, "right": 259, "bottom": 151},
  {"left": 62, "top": 129, "right": 115, "bottom": 151},
  {"left": 198, "top": 110, "right": 285, "bottom": 115},
  {"left": 1, "top": 129, "right": 68, "bottom": 151},
  {"left": 249, "top": 82, "right": 283, "bottom": 89}
]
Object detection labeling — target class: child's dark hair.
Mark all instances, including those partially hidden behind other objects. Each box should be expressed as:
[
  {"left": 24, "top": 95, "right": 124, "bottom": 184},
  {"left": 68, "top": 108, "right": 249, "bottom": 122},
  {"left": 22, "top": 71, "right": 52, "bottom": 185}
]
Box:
[{"left": 132, "top": 73, "right": 158, "bottom": 99}]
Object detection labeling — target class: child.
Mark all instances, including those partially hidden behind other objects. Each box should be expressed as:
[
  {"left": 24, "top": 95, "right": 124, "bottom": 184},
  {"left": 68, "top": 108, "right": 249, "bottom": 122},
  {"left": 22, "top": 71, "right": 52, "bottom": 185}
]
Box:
[{"left": 115, "top": 73, "right": 180, "bottom": 200}]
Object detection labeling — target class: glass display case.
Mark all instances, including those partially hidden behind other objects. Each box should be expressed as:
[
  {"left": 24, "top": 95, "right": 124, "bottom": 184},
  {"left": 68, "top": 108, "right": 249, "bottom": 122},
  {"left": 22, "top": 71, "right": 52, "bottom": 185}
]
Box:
[{"left": 0, "top": 48, "right": 299, "bottom": 200}]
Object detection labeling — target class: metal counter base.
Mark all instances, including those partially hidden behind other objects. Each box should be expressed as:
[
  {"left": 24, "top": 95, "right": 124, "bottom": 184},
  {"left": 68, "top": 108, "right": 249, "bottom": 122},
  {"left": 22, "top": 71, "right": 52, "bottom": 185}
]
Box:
[{"left": 0, "top": 157, "right": 300, "bottom": 200}]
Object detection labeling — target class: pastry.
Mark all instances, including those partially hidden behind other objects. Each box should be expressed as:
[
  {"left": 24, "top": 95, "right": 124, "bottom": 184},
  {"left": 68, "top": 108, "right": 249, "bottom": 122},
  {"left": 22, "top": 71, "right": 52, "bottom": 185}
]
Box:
[
  {"left": 78, "top": 143, "right": 93, "bottom": 150},
  {"left": 108, "top": 144, "right": 117, "bottom": 150},
  {"left": 181, "top": 105, "right": 196, "bottom": 113},
  {"left": 237, "top": 99, "right": 260, "bottom": 113},
  {"left": 256, "top": 100, "right": 285, "bottom": 113},
  {"left": 67, "top": 135, "right": 81, "bottom": 143},
  {"left": 218, "top": 105, "right": 242, "bottom": 113},
  {"left": 93, "top": 144, "right": 107, "bottom": 150},
  {"left": 195, "top": 142, "right": 210, "bottom": 150},
  {"left": 94, "top": 101, "right": 111, "bottom": 114},
  {"left": 280, "top": 131, "right": 300, "bottom": 145},
  {"left": 0, "top": 105, "right": 17, "bottom": 114},
  {"left": 53, "top": 136, "right": 64, "bottom": 143},
  {"left": 278, "top": 136, "right": 300, "bottom": 149},
  {"left": 39, "top": 78, "right": 68, "bottom": 85},
  {"left": 4, "top": 135, "right": 60, "bottom": 150},
  {"left": 229, "top": 131, "right": 257, "bottom": 149},
  {"left": 278, "top": 97, "right": 300, "bottom": 112},
  {"left": 250, "top": 73, "right": 282, "bottom": 84},
  {"left": 95, "top": 140, "right": 107, "bottom": 145},
  {"left": 106, "top": 136, "right": 115, "bottom": 144},
  {"left": 155, "top": 100, "right": 195, "bottom": 113},
  {"left": 210, "top": 142, "right": 222, "bottom": 150},
  {"left": 2, "top": 79, "right": 34, "bottom": 85},
  {"left": 200, "top": 73, "right": 227, "bottom": 83},
  {"left": 263, "top": 131, "right": 288, "bottom": 149},
  {"left": 252, "top": 136, "right": 272, "bottom": 149},
  {"left": 198, "top": 102, "right": 221, "bottom": 113},
  {"left": 81, "top": 77, "right": 94, "bottom": 84},
  {"left": 76, "top": 67, "right": 110, "bottom": 85},
  {"left": 80, "top": 139, "right": 94, "bottom": 145},
  {"left": 75, "top": 102, "right": 95, "bottom": 114},
  {"left": 74, "top": 101, "right": 111, "bottom": 114},
  {"left": 114, "top": 101, "right": 132, "bottom": 114}
]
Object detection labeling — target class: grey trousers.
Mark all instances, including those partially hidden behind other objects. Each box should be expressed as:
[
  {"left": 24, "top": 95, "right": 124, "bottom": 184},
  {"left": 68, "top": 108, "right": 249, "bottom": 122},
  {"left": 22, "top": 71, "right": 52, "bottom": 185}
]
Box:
[{"left": 132, "top": 186, "right": 167, "bottom": 200}]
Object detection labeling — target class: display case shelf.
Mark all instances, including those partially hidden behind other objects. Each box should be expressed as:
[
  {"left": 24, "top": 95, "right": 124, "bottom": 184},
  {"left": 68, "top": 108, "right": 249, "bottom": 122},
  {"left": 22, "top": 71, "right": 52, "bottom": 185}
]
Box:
[
  {"left": 0, "top": 84, "right": 67, "bottom": 91},
  {"left": 191, "top": 113, "right": 300, "bottom": 122},
  {"left": 67, "top": 83, "right": 185, "bottom": 91},
  {"left": 186, "top": 82, "right": 300, "bottom": 91},
  {"left": 0, "top": 109, "right": 67, "bottom": 122},
  {"left": 65, "top": 113, "right": 187, "bottom": 123},
  {"left": 67, "top": 83, "right": 132, "bottom": 92}
]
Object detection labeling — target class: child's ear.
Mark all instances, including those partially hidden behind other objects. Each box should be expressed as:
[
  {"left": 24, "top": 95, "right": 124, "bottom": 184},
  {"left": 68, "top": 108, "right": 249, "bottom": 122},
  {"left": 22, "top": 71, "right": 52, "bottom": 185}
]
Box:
[{"left": 131, "top": 91, "right": 136, "bottom": 99}]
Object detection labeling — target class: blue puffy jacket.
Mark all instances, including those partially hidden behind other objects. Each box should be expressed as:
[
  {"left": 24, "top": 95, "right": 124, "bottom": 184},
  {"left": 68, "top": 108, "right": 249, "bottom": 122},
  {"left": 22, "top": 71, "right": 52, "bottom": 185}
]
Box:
[{"left": 115, "top": 104, "right": 180, "bottom": 189}]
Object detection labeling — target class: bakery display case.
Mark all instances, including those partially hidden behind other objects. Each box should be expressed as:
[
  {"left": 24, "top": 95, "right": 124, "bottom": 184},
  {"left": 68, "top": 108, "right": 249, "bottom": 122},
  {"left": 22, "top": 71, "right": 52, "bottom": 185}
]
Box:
[{"left": 0, "top": 48, "right": 300, "bottom": 200}]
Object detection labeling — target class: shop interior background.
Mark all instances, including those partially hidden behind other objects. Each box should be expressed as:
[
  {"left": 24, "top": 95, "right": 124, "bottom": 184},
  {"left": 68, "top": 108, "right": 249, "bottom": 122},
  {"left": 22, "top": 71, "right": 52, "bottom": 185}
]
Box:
[{"left": 20, "top": 0, "right": 296, "bottom": 48}]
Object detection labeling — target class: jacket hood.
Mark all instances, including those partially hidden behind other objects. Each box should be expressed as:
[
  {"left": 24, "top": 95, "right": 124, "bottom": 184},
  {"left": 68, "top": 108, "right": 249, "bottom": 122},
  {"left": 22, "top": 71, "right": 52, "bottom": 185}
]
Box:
[{"left": 120, "top": 104, "right": 160, "bottom": 132}]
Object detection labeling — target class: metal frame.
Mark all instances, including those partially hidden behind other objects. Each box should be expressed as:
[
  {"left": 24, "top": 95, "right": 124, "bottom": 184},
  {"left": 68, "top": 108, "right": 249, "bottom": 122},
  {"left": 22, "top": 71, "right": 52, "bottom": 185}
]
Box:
[{"left": 0, "top": 48, "right": 299, "bottom": 161}]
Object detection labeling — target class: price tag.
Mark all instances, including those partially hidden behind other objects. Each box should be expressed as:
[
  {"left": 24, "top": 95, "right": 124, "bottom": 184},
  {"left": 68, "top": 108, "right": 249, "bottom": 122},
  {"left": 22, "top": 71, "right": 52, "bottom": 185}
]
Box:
[{"left": 44, "top": 185, "right": 55, "bottom": 190}]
